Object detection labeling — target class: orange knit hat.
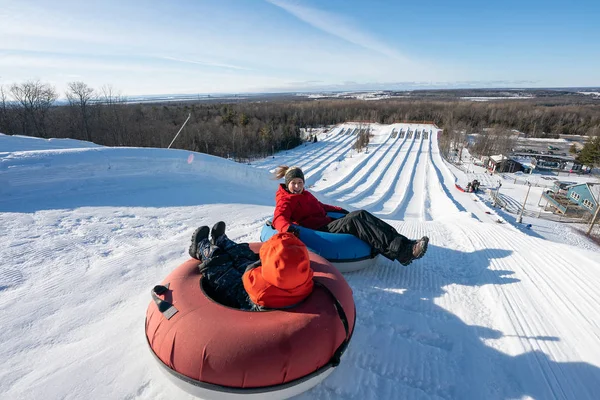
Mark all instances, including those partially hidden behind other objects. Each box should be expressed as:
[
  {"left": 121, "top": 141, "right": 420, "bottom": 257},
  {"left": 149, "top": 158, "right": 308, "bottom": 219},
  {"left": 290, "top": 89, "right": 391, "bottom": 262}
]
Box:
[
  {"left": 259, "top": 232, "right": 312, "bottom": 289},
  {"left": 243, "top": 232, "right": 314, "bottom": 308}
]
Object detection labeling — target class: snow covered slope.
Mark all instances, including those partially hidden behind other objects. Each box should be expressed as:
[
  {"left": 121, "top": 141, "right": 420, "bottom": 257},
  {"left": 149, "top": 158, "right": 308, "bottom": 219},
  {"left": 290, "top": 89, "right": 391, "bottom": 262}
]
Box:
[
  {"left": 0, "top": 133, "right": 103, "bottom": 152},
  {"left": 1, "top": 125, "right": 600, "bottom": 400}
]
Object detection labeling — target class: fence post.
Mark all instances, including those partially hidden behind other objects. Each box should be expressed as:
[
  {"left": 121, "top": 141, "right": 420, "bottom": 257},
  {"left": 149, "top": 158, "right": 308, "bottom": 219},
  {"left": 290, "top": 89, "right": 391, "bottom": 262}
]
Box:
[
  {"left": 587, "top": 205, "right": 600, "bottom": 236},
  {"left": 517, "top": 181, "right": 532, "bottom": 224}
]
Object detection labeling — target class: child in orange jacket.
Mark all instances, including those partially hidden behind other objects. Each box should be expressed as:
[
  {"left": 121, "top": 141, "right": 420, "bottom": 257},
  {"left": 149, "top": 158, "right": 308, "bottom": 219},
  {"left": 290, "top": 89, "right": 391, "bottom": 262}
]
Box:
[
  {"left": 189, "top": 223, "right": 313, "bottom": 310},
  {"left": 243, "top": 232, "right": 313, "bottom": 309}
]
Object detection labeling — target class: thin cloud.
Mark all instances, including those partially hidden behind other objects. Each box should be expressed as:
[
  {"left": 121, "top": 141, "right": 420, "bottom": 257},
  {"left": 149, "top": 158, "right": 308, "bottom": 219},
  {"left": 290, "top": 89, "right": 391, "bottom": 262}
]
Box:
[
  {"left": 266, "top": 0, "right": 408, "bottom": 61},
  {"left": 0, "top": 53, "right": 187, "bottom": 74},
  {"left": 157, "top": 56, "right": 250, "bottom": 71},
  {"left": 0, "top": 2, "right": 121, "bottom": 46},
  {"left": 263, "top": 80, "right": 546, "bottom": 93},
  {"left": 286, "top": 80, "right": 324, "bottom": 86}
]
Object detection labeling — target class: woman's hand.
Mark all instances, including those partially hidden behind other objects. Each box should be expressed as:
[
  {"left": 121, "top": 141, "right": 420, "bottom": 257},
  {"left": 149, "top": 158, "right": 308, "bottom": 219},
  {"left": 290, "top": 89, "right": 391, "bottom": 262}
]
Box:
[{"left": 287, "top": 225, "right": 301, "bottom": 238}]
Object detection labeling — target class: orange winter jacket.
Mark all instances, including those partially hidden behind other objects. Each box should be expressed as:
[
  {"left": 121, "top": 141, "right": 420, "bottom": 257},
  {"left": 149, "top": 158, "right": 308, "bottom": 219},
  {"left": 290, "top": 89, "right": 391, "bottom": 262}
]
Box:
[{"left": 242, "top": 232, "right": 314, "bottom": 308}]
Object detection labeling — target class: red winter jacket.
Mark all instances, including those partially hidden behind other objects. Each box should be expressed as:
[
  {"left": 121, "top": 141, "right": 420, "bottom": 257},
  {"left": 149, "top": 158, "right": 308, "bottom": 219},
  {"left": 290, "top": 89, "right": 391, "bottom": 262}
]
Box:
[{"left": 272, "top": 184, "right": 346, "bottom": 233}]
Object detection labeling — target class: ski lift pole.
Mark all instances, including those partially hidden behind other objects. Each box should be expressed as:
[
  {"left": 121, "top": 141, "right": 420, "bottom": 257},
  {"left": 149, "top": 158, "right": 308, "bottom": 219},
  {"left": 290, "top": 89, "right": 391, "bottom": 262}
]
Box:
[{"left": 168, "top": 113, "right": 192, "bottom": 149}]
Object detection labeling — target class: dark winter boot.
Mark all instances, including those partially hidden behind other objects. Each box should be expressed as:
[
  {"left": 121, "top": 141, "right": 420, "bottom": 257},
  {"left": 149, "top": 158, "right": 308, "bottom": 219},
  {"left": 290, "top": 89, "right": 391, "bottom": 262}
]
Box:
[
  {"left": 412, "top": 236, "right": 429, "bottom": 259},
  {"left": 211, "top": 221, "right": 236, "bottom": 250},
  {"left": 211, "top": 221, "right": 226, "bottom": 245},
  {"left": 397, "top": 236, "right": 429, "bottom": 266},
  {"left": 189, "top": 226, "right": 210, "bottom": 259}
]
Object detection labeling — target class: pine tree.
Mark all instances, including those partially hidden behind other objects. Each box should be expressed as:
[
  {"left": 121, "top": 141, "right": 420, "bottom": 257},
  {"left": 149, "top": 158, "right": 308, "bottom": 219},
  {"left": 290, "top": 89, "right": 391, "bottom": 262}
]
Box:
[
  {"left": 569, "top": 143, "right": 577, "bottom": 154},
  {"left": 577, "top": 136, "right": 600, "bottom": 168}
]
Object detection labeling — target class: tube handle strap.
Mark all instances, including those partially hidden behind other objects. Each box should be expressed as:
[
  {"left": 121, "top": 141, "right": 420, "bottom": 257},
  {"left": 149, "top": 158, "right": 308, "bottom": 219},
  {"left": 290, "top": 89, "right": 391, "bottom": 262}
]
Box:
[
  {"left": 314, "top": 281, "right": 350, "bottom": 367},
  {"left": 151, "top": 283, "right": 178, "bottom": 320}
]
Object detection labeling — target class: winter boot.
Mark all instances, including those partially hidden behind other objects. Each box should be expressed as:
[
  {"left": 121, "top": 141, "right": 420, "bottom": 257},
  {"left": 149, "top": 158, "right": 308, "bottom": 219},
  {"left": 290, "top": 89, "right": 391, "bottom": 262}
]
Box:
[
  {"left": 189, "top": 226, "right": 210, "bottom": 259},
  {"left": 211, "top": 221, "right": 236, "bottom": 250},
  {"left": 211, "top": 221, "right": 226, "bottom": 245},
  {"left": 412, "top": 236, "right": 429, "bottom": 260},
  {"left": 396, "top": 236, "right": 429, "bottom": 266}
]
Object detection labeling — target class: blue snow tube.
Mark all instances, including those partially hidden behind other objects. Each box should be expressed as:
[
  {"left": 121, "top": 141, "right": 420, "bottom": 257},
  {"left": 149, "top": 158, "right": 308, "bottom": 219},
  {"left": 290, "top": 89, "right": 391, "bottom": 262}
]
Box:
[{"left": 260, "top": 212, "right": 376, "bottom": 272}]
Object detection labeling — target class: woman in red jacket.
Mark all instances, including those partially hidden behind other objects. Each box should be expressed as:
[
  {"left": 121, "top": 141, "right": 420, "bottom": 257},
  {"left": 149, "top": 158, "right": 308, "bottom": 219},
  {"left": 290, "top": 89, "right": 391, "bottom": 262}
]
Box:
[{"left": 273, "top": 166, "right": 429, "bottom": 266}]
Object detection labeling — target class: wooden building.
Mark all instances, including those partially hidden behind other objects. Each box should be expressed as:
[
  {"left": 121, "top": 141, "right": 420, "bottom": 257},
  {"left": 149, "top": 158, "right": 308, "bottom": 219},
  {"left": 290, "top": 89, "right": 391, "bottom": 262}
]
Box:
[{"left": 488, "top": 155, "right": 524, "bottom": 173}]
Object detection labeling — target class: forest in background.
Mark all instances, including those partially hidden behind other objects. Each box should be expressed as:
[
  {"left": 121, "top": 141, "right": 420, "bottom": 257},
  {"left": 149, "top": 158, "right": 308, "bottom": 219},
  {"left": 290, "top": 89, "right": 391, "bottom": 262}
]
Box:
[{"left": 1, "top": 80, "right": 600, "bottom": 165}]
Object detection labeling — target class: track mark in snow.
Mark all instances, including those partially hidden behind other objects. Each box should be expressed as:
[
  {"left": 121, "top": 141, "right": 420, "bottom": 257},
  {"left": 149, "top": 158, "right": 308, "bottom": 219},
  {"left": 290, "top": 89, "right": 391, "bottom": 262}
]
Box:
[
  {"left": 0, "top": 268, "right": 24, "bottom": 291},
  {"left": 253, "top": 126, "right": 347, "bottom": 170},
  {"left": 345, "top": 135, "right": 414, "bottom": 207},
  {"left": 273, "top": 127, "right": 353, "bottom": 173},
  {"left": 386, "top": 136, "right": 426, "bottom": 219},
  {"left": 427, "top": 133, "right": 468, "bottom": 216},
  {"left": 423, "top": 152, "right": 434, "bottom": 221},
  {"left": 299, "top": 129, "right": 356, "bottom": 172},
  {"left": 124, "top": 380, "right": 151, "bottom": 399},
  {"left": 318, "top": 128, "right": 398, "bottom": 194},
  {"left": 304, "top": 130, "right": 362, "bottom": 186}
]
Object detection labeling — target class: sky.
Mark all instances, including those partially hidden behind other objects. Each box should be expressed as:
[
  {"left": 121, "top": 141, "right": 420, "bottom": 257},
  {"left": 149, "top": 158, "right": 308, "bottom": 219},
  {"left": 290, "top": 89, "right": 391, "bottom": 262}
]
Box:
[{"left": 0, "top": 0, "right": 599, "bottom": 97}]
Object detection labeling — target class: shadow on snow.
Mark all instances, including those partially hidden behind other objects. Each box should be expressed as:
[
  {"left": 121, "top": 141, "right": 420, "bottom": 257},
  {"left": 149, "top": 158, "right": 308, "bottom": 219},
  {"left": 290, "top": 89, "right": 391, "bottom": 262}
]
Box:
[{"left": 302, "top": 244, "right": 600, "bottom": 399}]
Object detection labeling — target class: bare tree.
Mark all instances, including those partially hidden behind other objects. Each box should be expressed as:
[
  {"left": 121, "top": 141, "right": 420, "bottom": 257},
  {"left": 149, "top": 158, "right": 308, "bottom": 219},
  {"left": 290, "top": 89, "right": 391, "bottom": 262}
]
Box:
[
  {"left": 10, "top": 80, "right": 58, "bottom": 138},
  {"left": 4, "top": 81, "right": 600, "bottom": 164},
  {"left": 98, "top": 84, "right": 126, "bottom": 145},
  {"left": 0, "top": 84, "right": 10, "bottom": 134},
  {"left": 469, "top": 126, "right": 516, "bottom": 170},
  {"left": 353, "top": 123, "right": 370, "bottom": 153},
  {"left": 439, "top": 120, "right": 468, "bottom": 160},
  {"left": 197, "top": 124, "right": 213, "bottom": 154},
  {"left": 496, "top": 127, "right": 517, "bottom": 155},
  {"left": 66, "top": 81, "right": 95, "bottom": 142}
]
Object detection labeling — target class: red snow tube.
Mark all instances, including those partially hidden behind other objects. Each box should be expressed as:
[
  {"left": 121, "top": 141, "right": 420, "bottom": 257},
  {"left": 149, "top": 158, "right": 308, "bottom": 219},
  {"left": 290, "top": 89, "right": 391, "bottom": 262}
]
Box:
[{"left": 145, "top": 242, "right": 355, "bottom": 399}]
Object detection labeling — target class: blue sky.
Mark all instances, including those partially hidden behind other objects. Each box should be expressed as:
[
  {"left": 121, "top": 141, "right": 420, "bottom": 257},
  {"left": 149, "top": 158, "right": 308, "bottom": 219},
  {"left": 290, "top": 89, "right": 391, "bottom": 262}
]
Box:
[{"left": 1, "top": 0, "right": 598, "bottom": 97}]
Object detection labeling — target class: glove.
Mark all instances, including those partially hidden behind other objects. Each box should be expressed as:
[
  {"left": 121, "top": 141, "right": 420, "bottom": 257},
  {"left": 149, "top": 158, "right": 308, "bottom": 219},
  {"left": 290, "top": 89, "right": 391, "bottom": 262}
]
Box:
[
  {"left": 338, "top": 208, "right": 350, "bottom": 215},
  {"left": 287, "top": 225, "right": 301, "bottom": 238}
]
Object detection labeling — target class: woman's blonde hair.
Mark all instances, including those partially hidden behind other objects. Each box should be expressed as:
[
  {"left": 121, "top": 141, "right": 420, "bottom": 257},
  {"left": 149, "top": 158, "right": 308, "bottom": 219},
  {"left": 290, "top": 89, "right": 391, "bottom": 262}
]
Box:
[
  {"left": 274, "top": 165, "right": 305, "bottom": 186},
  {"left": 274, "top": 165, "right": 290, "bottom": 180}
]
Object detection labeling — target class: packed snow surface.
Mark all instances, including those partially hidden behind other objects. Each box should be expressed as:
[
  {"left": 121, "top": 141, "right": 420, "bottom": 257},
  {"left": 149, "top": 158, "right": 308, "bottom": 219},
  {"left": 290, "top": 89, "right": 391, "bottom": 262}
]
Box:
[{"left": 1, "top": 124, "right": 600, "bottom": 399}]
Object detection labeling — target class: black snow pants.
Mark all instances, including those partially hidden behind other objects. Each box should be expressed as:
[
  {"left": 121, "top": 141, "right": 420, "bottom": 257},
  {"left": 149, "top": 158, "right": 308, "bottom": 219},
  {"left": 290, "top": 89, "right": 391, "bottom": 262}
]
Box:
[
  {"left": 321, "top": 210, "right": 413, "bottom": 261},
  {"left": 198, "top": 240, "right": 260, "bottom": 310}
]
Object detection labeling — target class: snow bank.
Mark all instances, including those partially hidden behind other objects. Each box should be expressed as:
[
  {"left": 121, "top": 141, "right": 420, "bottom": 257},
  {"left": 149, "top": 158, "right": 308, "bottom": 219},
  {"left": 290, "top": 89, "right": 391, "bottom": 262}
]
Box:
[
  {"left": 1, "top": 147, "right": 272, "bottom": 201},
  {"left": 516, "top": 137, "right": 569, "bottom": 143},
  {"left": 0, "top": 133, "right": 102, "bottom": 152}
]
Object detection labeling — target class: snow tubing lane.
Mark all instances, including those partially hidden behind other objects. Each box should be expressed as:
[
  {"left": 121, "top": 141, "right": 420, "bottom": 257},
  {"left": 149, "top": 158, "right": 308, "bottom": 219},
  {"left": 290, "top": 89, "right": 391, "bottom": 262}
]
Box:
[
  {"left": 145, "top": 243, "right": 356, "bottom": 400},
  {"left": 260, "top": 214, "right": 375, "bottom": 273}
]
